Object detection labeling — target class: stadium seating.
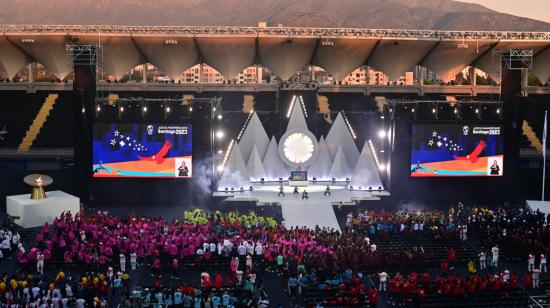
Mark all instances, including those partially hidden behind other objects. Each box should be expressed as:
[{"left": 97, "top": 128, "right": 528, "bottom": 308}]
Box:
[
  {"left": 419, "top": 289, "right": 528, "bottom": 308},
  {"left": 372, "top": 233, "right": 478, "bottom": 263},
  {"left": 301, "top": 288, "right": 374, "bottom": 307},
  {"left": 0, "top": 91, "right": 49, "bottom": 148},
  {"left": 33, "top": 92, "right": 74, "bottom": 148}
]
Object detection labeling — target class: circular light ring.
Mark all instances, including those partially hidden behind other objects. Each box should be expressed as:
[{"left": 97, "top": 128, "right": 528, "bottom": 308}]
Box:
[{"left": 278, "top": 129, "right": 319, "bottom": 168}]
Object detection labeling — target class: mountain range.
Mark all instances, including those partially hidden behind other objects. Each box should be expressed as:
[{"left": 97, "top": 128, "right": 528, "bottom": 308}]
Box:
[{"left": 0, "top": 0, "right": 549, "bottom": 31}]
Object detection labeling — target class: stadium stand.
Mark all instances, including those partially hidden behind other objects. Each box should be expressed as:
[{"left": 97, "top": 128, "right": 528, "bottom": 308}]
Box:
[
  {"left": 0, "top": 91, "right": 49, "bottom": 148},
  {"left": 33, "top": 93, "right": 74, "bottom": 148}
]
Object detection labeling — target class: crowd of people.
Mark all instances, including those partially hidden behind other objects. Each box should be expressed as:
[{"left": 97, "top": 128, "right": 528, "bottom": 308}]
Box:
[
  {"left": 0, "top": 269, "right": 130, "bottom": 307},
  {"left": 121, "top": 275, "right": 270, "bottom": 307},
  {"left": 0, "top": 204, "right": 548, "bottom": 306},
  {"left": 0, "top": 227, "right": 23, "bottom": 260}
]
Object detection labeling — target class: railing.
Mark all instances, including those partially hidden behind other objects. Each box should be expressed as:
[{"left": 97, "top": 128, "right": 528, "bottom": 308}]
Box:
[
  {"left": 1, "top": 24, "right": 550, "bottom": 41},
  {"left": 530, "top": 295, "right": 550, "bottom": 308},
  {"left": 1, "top": 81, "right": 549, "bottom": 94}
]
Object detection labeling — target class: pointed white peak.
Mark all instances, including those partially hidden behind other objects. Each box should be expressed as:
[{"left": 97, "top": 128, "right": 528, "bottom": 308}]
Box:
[
  {"left": 246, "top": 146, "right": 267, "bottom": 181},
  {"left": 286, "top": 95, "right": 308, "bottom": 132},
  {"left": 238, "top": 112, "right": 270, "bottom": 163},
  {"left": 350, "top": 141, "right": 384, "bottom": 189},
  {"left": 262, "top": 136, "right": 288, "bottom": 180},
  {"left": 325, "top": 112, "right": 359, "bottom": 167},
  {"left": 218, "top": 142, "right": 250, "bottom": 189},
  {"left": 329, "top": 145, "right": 351, "bottom": 180},
  {"left": 308, "top": 136, "right": 332, "bottom": 180}
]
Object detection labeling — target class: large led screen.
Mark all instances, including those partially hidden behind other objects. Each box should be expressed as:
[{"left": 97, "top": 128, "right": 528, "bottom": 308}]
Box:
[
  {"left": 93, "top": 123, "right": 192, "bottom": 178},
  {"left": 411, "top": 124, "right": 503, "bottom": 177}
]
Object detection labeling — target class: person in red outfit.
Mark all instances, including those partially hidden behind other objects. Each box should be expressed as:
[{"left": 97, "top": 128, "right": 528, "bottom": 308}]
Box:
[
  {"left": 367, "top": 287, "right": 378, "bottom": 305},
  {"left": 215, "top": 273, "right": 223, "bottom": 289},
  {"left": 421, "top": 272, "right": 430, "bottom": 285},
  {"left": 441, "top": 260, "right": 449, "bottom": 275},
  {"left": 509, "top": 273, "right": 519, "bottom": 289},
  {"left": 447, "top": 247, "right": 456, "bottom": 269}
]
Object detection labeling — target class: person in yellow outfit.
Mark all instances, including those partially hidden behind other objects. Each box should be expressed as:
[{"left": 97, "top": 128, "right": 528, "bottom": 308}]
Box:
[{"left": 468, "top": 260, "right": 477, "bottom": 274}]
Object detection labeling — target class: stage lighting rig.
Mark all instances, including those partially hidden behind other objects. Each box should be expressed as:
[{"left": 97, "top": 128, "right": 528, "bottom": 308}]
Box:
[{"left": 321, "top": 38, "right": 334, "bottom": 46}]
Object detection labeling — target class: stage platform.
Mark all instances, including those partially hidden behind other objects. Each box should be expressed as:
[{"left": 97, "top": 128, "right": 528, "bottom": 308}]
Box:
[
  {"left": 214, "top": 183, "right": 389, "bottom": 232},
  {"left": 526, "top": 200, "right": 550, "bottom": 214},
  {"left": 6, "top": 190, "right": 80, "bottom": 228}
]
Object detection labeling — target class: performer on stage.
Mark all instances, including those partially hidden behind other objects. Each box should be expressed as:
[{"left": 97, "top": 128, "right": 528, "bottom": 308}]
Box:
[
  {"left": 278, "top": 185, "right": 285, "bottom": 198},
  {"left": 324, "top": 185, "right": 331, "bottom": 197}
]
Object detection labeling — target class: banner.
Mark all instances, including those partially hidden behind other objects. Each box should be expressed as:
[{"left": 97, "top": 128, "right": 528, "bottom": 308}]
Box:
[
  {"left": 92, "top": 123, "right": 192, "bottom": 178},
  {"left": 411, "top": 124, "right": 503, "bottom": 177}
]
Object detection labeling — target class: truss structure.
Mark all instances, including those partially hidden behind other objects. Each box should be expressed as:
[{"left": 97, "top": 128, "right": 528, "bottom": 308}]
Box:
[
  {"left": 66, "top": 44, "right": 100, "bottom": 67},
  {"left": 3, "top": 25, "right": 550, "bottom": 41},
  {"left": 497, "top": 49, "right": 534, "bottom": 70},
  {"left": 387, "top": 99, "right": 502, "bottom": 105}
]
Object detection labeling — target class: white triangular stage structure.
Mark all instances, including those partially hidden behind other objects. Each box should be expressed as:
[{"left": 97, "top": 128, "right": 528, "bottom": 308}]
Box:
[
  {"left": 263, "top": 136, "right": 288, "bottom": 180},
  {"left": 350, "top": 141, "right": 384, "bottom": 189},
  {"left": 325, "top": 112, "right": 360, "bottom": 168},
  {"left": 286, "top": 96, "right": 308, "bottom": 132},
  {"left": 308, "top": 136, "right": 332, "bottom": 180},
  {"left": 219, "top": 97, "right": 383, "bottom": 189},
  {"left": 218, "top": 143, "right": 250, "bottom": 189},
  {"left": 328, "top": 146, "right": 351, "bottom": 180},
  {"left": 246, "top": 146, "right": 267, "bottom": 181},
  {"left": 238, "top": 112, "right": 270, "bottom": 163}
]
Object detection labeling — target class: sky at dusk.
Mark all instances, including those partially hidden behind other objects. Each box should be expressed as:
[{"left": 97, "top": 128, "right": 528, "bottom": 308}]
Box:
[{"left": 459, "top": 0, "right": 550, "bottom": 23}]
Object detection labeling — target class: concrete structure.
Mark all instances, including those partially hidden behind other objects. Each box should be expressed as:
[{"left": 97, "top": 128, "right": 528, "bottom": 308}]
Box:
[{"left": 0, "top": 25, "right": 549, "bottom": 86}]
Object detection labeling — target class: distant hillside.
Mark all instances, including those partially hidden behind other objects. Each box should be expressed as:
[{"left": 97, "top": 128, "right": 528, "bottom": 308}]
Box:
[{"left": 0, "top": 0, "right": 549, "bottom": 31}]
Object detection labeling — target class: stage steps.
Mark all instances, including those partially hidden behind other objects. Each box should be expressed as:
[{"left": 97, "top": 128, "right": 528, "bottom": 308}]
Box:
[
  {"left": 522, "top": 120, "right": 543, "bottom": 154},
  {"left": 17, "top": 93, "right": 58, "bottom": 153}
]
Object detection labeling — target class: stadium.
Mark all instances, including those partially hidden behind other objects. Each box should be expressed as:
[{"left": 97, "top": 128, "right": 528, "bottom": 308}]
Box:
[{"left": 1, "top": 1, "right": 550, "bottom": 307}]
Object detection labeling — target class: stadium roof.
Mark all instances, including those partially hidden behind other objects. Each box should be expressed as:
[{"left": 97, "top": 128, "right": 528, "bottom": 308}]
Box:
[{"left": 1, "top": 25, "right": 549, "bottom": 83}]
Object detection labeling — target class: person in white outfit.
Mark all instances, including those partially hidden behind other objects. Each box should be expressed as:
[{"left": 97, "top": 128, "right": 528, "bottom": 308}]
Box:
[
  {"left": 238, "top": 242, "right": 246, "bottom": 256},
  {"left": 379, "top": 272, "right": 388, "bottom": 291},
  {"left": 246, "top": 241, "right": 254, "bottom": 255},
  {"left": 12, "top": 233, "right": 20, "bottom": 246},
  {"left": 17, "top": 242, "right": 25, "bottom": 254},
  {"left": 246, "top": 255, "right": 253, "bottom": 269},
  {"left": 0, "top": 238, "right": 10, "bottom": 250},
  {"left": 541, "top": 254, "right": 547, "bottom": 273},
  {"left": 503, "top": 269, "right": 510, "bottom": 283},
  {"left": 528, "top": 254, "right": 535, "bottom": 272},
  {"left": 119, "top": 254, "right": 126, "bottom": 272},
  {"left": 130, "top": 252, "right": 137, "bottom": 271},
  {"left": 479, "top": 251, "right": 486, "bottom": 270},
  {"left": 491, "top": 245, "right": 499, "bottom": 268},
  {"left": 533, "top": 268, "right": 541, "bottom": 288},
  {"left": 460, "top": 225, "right": 467, "bottom": 241},
  {"left": 36, "top": 252, "right": 45, "bottom": 275}
]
